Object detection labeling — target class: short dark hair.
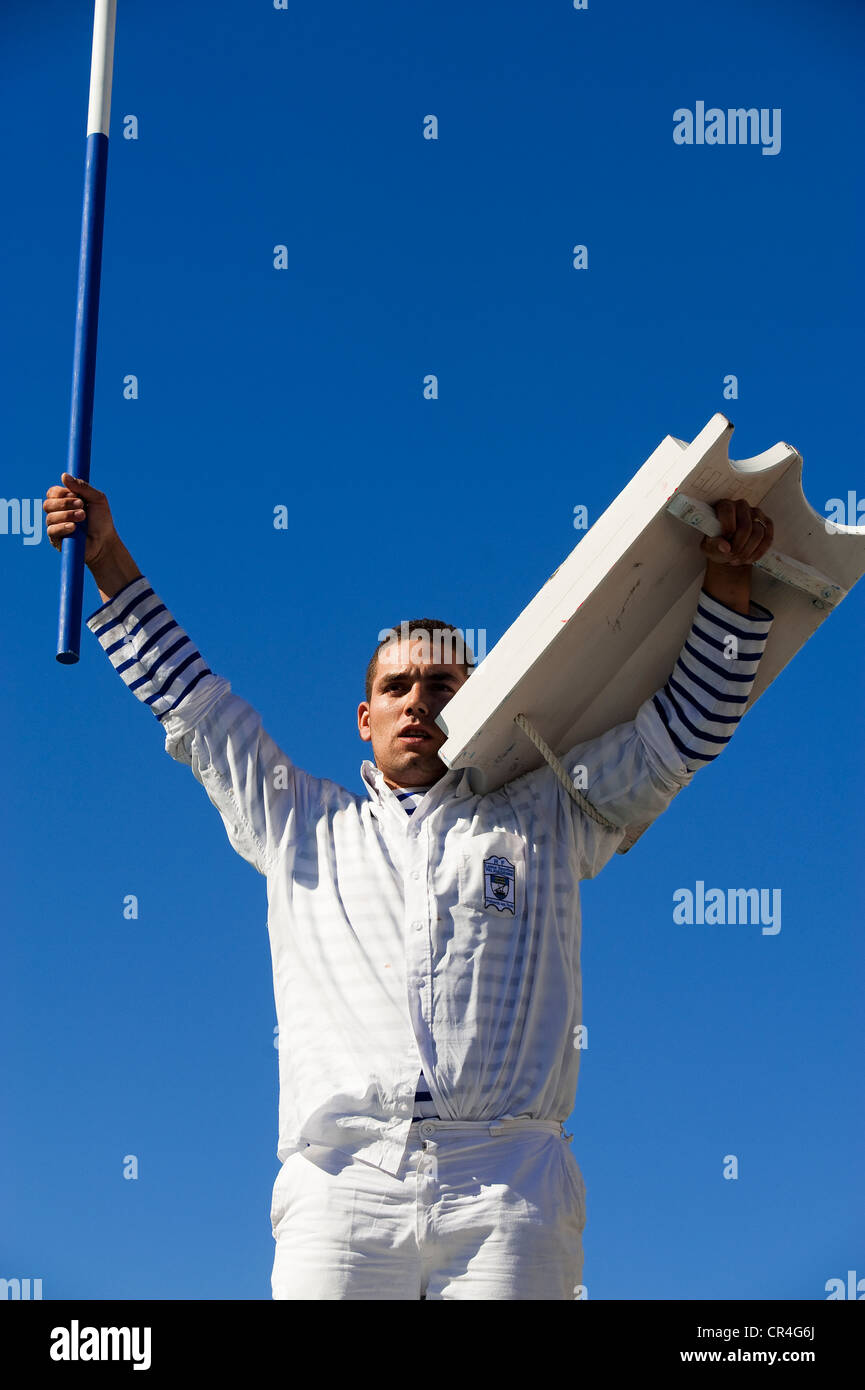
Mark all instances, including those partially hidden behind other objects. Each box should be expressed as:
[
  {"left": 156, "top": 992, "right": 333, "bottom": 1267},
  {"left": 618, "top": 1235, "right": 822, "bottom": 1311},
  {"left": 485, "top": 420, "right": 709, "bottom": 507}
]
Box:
[{"left": 365, "top": 618, "right": 476, "bottom": 702}]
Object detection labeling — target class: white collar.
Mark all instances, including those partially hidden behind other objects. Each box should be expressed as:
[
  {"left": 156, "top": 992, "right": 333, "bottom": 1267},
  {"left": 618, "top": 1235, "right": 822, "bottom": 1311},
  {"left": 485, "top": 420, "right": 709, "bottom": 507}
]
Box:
[{"left": 360, "top": 759, "right": 467, "bottom": 812}]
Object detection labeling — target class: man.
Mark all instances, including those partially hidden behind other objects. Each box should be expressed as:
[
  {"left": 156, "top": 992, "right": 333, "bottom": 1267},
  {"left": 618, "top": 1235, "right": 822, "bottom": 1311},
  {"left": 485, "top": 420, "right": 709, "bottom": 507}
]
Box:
[{"left": 44, "top": 472, "right": 775, "bottom": 1300}]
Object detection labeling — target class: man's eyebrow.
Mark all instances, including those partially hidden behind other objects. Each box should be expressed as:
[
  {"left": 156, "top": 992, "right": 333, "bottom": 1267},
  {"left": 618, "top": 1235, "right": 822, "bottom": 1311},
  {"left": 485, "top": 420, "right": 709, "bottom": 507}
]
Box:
[{"left": 377, "top": 669, "right": 461, "bottom": 686}]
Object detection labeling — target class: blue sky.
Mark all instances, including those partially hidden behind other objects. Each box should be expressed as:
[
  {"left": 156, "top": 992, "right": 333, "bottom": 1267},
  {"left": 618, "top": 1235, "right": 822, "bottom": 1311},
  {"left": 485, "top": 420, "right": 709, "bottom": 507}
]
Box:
[{"left": 1, "top": 0, "right": 862, "bottom": 1300}]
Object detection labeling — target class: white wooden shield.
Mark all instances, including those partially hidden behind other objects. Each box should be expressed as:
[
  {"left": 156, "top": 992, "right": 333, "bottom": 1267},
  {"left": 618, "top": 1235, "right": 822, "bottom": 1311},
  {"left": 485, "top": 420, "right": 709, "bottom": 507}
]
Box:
[{"left": 435, "top": 413, "right": 865, "bottom": 853}]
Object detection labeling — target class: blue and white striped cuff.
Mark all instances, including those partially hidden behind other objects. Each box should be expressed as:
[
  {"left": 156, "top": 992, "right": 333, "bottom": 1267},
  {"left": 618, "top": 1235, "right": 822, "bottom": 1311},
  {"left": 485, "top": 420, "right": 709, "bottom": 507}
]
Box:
[{"left": 85, "top": 575, "right": 216, "bottom": 721}]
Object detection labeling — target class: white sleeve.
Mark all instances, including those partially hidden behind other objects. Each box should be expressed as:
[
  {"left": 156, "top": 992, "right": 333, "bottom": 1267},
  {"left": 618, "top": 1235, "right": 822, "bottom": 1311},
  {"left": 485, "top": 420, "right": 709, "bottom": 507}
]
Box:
[{"left": 86, "top": 575, "right": 319, "bottom": 875}]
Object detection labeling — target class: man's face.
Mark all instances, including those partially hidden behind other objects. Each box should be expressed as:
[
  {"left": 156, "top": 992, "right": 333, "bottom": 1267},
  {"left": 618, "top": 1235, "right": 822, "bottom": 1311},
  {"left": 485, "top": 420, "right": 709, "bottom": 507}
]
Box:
[{"left": 357, "top": 637, "right": 470, "bottom": 789}]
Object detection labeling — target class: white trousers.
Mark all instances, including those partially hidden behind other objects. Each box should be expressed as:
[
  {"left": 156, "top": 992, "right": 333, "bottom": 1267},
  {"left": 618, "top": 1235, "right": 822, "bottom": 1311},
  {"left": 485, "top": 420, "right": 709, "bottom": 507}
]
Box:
[{"left": 270, "top": 1117, "right": 586, "bottom": 1300}]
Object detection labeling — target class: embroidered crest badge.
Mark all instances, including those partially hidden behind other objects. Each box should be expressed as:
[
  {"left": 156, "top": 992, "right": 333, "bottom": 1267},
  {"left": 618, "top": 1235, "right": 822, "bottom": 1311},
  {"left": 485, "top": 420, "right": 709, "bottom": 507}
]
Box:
[{"left": 483, "top": 855, "right": 516, "bottom": 913}]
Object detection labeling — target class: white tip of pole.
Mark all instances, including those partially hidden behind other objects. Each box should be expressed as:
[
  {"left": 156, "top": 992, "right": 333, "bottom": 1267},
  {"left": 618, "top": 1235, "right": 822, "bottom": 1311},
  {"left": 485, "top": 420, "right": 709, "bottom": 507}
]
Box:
[{"left": 86, "top": 0, "right": 118, "bottom": 138}]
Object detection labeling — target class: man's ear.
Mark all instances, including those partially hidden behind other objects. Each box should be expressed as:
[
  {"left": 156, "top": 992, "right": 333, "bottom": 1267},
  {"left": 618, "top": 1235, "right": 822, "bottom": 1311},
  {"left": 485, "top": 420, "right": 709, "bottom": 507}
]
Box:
[{"left": 357, "top": 700, "right": 372, "bottom": 742}]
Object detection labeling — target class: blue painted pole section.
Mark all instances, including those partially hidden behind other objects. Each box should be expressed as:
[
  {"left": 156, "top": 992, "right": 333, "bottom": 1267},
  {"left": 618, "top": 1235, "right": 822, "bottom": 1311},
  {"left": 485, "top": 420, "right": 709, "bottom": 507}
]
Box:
[
  {"left": 57, "top": 0, "right": 117, "bottom": 664},
  {"left": 57, "top": 133, "right": 109, "bottom": 663}
]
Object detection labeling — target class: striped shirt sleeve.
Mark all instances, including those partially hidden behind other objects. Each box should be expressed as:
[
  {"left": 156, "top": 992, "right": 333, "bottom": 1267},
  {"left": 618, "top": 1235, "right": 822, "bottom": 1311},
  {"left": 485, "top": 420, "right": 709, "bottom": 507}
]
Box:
[
  {"left": 548, "top": 586, "right": 775, "bottom": 879},
  {"left": 85, "top": 575, "right": 220, "bottom": 720},
  {"left": 652, "top": 588, "right": 774, "bottom": 772},
  {"left": 85, "top": 575, "right": 314, "bottom": 875}
]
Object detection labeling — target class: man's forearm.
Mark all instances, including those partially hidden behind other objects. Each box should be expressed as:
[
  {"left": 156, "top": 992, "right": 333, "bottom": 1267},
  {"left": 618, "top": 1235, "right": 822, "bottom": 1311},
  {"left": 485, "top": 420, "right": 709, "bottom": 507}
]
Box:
[
  {"left": 89, "top": 539, "right": 142, "bottom": 606},
  {"left": 701, "top": 559, "right": 752, "bottom": 616}
]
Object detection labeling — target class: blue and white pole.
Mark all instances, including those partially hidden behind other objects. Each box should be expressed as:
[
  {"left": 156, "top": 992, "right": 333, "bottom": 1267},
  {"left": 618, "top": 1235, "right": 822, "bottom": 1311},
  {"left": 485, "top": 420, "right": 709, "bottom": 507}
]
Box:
[{"left": 56, "top": 0, "right": 117, "bottom": 664}]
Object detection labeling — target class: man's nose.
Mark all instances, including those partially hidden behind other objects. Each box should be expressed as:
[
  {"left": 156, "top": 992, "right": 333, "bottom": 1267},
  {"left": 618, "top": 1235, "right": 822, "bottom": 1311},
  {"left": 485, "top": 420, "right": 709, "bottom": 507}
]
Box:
[{"left": 406, "top": 687, "right": 430, "bottom": 716}]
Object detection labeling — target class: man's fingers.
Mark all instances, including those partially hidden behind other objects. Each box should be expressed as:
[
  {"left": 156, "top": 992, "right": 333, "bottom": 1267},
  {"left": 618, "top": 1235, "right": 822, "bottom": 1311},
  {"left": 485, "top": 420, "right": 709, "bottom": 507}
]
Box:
[
  {"left": 60, "top": 471, "right": 105, "bottom": 500},
  {"left": 45, "top": 492, "right": 87, "bottom": 552},
  {"left": 711, "top": 498, "right": 739, "bottom": 554},
  {"left": 701, "top": 499, "right": 774, "bottom": 566},
  {"left": 712, "top": 499, "right": 735, "bottom": 552},
  {"left": 701, "top": 498, "right": 734, "bottom": 558},
  {"left": 700, "top": 533, "right": 731, "bottom": 560},
  {"left": 735, "top": 509, "right": 773, "bottom": 564},
  {"left": 754, "top": 512, "right": 774, "bottom": 559},
  {"left": 44, "top": 501, "right": 87, "bottom": 528},
  {"left": 724, "top": 498, "right": 754, "bottom": 559},
  {"left": 44, "top": 497, "right": 86, "bottom": 513}
]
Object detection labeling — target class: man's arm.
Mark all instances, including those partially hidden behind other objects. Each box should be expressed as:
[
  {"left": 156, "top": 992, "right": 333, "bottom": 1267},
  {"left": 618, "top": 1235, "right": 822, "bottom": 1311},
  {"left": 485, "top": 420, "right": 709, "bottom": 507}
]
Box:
[
  {"left": 44, "top": 474, "right": 316, "bottom": 875},
  {"left": 86, "top": 566, "right": 323, "bottom": 875},
  {"left": 699, "top": 496, "right": 772, "bottom": 617},
  {"left": 547, "top": 499, "right": 776, "bottom": 878},
  {"left": 90, "top": 538, "right": 142, "bottom": 607}
]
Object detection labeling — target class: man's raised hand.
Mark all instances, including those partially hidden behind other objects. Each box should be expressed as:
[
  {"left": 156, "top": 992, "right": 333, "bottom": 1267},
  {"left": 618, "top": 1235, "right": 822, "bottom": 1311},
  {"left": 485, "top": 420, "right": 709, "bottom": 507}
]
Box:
[
  {"left": 43, "top": 473, "right": 118, "bottom": 569},
  {"left": 700, "top": 498, "right": 774, "bottom": 568}
]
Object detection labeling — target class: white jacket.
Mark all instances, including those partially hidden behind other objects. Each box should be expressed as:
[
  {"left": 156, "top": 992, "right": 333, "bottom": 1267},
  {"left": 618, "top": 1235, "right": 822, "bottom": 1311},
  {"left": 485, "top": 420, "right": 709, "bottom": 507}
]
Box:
[{"left": 87, "top": 578, "right": 773, "bottom": 1176}]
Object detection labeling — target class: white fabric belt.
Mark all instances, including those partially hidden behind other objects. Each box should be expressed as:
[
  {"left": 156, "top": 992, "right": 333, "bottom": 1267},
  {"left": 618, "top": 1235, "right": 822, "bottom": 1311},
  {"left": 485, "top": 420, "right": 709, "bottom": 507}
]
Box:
[{"left": 409, "top": 1117, "right": 566, "bottom": 1139}]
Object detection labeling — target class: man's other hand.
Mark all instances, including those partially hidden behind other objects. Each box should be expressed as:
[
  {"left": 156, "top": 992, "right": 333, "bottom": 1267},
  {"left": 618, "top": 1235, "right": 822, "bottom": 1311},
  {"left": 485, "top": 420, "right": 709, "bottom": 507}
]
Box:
[{"left": 700, "top": 498, "right": 774, "bottom": 567}]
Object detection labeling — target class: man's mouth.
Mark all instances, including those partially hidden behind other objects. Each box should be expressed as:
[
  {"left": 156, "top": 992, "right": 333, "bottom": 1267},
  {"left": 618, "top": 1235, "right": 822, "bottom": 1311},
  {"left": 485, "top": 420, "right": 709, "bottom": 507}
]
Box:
[{"left": 398, "top": 726, "right": 434, "bottom": 744}]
